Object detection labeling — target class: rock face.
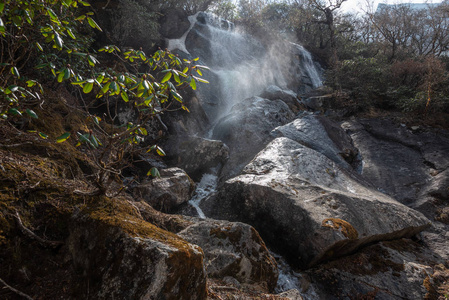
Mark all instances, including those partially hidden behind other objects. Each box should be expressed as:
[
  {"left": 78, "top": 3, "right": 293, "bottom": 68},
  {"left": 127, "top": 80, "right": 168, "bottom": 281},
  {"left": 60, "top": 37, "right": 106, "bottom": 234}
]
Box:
[
  {"left": 68, "top": 206, "right": 207, "bottom": 299},
  {"left": 178, "top": 219, "right": 279, "bottom": 291},
  {"left": 259, "top": 85, "right": 302, "bottom": 113},
  {"left": 166, "top": 136, "right": 229, "bottom": 181},
  {"left": 342, "top": 119, "right": 449, "bottom": 214},
  {"left": 213, "top": 96, "right": 295, "bottom": 179},
  {"left": 133, "top": 167, "right": 195, "bottom": 213},
  {"left": 271, "top": 115, "right": 360, "bottom": 170},
  {"left": 308, "top": 239, "right": 434, "bottom": 299},
  {"left": 207, "top": 137, "right": 430, "bottom": 268}
]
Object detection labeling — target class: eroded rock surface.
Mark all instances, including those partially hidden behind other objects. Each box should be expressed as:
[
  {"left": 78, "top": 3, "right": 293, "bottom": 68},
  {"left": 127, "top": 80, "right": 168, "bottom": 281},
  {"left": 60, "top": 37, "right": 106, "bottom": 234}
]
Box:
[
  {"left": 207, "top": 137, "right": 430, "bottom": 268},
  {"left": 342, "top": 119, "right": 449, "bottom": 215},
  {"left": 178, "top": 219, "right": 279, "bottom": 291},
  {"left": 133, "top": 167, "right": 195, "bottom": 213},
  {"left": 68, "top": 204, "right": 207, "bottom": 299},
  {"left": 213, "top": 96, "right": 295, "bottom": 179},
  {"left": 271, "top": 115, "right": 360, "bottom": 170}
]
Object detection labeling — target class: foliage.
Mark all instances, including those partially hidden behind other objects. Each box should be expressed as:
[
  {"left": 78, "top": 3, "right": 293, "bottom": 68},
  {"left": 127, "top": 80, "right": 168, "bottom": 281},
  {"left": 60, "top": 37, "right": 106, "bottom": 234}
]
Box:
[{"left": 0, "top": 0, "right": 209, "bottom": 195}]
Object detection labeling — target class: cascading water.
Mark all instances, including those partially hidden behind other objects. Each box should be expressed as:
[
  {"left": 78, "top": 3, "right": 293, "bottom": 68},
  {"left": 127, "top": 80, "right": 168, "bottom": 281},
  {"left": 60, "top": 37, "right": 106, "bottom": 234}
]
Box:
[
  {"left": 167, "top": 12, "right": 322, "bottom": 298},
  {"left": 168, "top": 12, "right": 323, "bottom": 123}
]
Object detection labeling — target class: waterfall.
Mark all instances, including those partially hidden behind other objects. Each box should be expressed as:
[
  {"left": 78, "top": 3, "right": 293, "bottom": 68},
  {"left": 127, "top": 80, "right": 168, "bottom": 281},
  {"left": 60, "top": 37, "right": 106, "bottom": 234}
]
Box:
[{"left": 167, "top": 12, "right": 322, "bottom": 123}]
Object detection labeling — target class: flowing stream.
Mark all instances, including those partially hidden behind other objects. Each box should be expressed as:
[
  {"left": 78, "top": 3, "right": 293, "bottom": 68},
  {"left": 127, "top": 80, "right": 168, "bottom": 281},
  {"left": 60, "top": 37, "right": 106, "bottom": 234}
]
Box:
[{"left": 168, "top": 12, "right": 323, "bottom": 297}]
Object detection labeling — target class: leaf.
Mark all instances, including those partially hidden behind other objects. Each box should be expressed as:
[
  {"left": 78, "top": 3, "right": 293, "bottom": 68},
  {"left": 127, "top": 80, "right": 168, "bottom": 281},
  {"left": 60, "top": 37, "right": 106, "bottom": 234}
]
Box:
[
  {"left": 156, "top": 146, "right": 166, "bottom": 156},
  {"left": 54, "top": 32, "right": 63, "bottom": 49},
  {"left": 64, "top": 68, "right": 71, "bottom": 80},
  {"left": 75, "top": 15, "right": 86, "bottom": 21},
  {"left": 26, "top": 109, "right": 38, "bottom": 119},
  {"left": 46, "top": 8, "right": 59, "bottom": 21},
  {"left": 110, "top": 81, "right": 118, "bottom": 93},
  {"left": 161, "top": 72, "right": 172, "bottom": 83},
  {"left": 11, "top": 67, "right": 20, "bottom": 78},
  {"left": 190, "top": 77, "right": 197, "bottom": 90},
  {"left": 26, "top": 80, "right": 37, "bottom": 87},
  {"left": 0, "top": 3, "right": 4, "bottom": 14},
  {"left": 90, "top": 135, "right": 98, "bottom": 148},
  {"left": 36, "top": 42, "right": 43, "bottom": 51},
  {"left": 87, "top": 55, "right": 98, "bottom": 67},
  {"left": 87, "top": 17, "right": 102, "bottom": 31},
  {"left": 147, "top": 167, "right": 160, "bottom": 178},
  {"left": 57, "top": 70, "right": 65, "bottom": 83},
  {"left": 138, "top": 127, "right": 148, "bottom": 136},
  {"left": 56, "top": 132, "right": 71, "bottom": 143},
  {"left": 83, "top": 82, "right": 94, "bottom": 93},
  {"left": 38, "top": 132, "right": 48, "bottom": 139},
  {"left": 120, "top": 91, "right": 129, "bottom": 102},
  {"left": 8, "top": 108, "right": 22, "bottom": 116},
  {"left": 67, "top": 28, "right": 76, "bottom": 39}
]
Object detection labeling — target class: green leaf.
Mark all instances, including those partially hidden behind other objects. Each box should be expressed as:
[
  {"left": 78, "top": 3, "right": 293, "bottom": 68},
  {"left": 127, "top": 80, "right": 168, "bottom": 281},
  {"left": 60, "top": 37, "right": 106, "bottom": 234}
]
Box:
[
  {"left": 56, "top": 132, "right": 71, "bottom": 143},
  {"left": 67, "top": 28, "right": 76, "bottom": 39},
  {"left": 156, "top": 146, "right": 166, "bottom": 156},
  {"left": 8, "top": 108, "right": 22, "bottom": 116},
  {"left": 11, "top": 67, "right": 20, "bottom": 78},
  {"left": 87, "top": 55, "right": 98, "bottom": 67},
  {"left": 38, "top": 132, "right": 48, "bottom": 139},
  {"left": 138, "top": 127, "right": 148, "bottom": 136},
  {"left": 110, "top": 81, "right": 118, "bottom": 93},
  {"left": 36, "top": 42, "right": 43, "bottom": 51},
  {"left": 147, "top": 167, "right": 161, "bottom": 178},
  {"left": 26, "top": 80, "right": 37, "bottom": 87},
  {"left": 90, "top": 135, "right": 99, "bottom": 148},
  {"left": 26, "top": 109, "right": 38, "bottom": 119},
  {"left": 46, "top": 8, "right": 58, "bottom": 21},
  {"left": 64, "top": 68, "right": 71, "bottom": 80},
  {"left": 161, "top": 72, "right": 172, "bottom": 83},
  {"left": 57, "top": 71, "right": 65, "bottom": 83},
  {"left": 87, "top": 17, "right": 102, "bottom": 31},
  {"left": 55, "top": 32, "right": 63, "bottom": 50},
  {"left": 0, "top": 3, "right": 4, "bottom": 14},
  {"left": 190, "top": 77, "right": 197, "bottom": 90},
  {"left": 75, "top": 15, "right": 86, "bottom": 21},
  {"left": 120, "top": 91, "right": 129, "bottom": 102},
  {"left": 83, "top": 82, "right": 94, "bottom": 93}
]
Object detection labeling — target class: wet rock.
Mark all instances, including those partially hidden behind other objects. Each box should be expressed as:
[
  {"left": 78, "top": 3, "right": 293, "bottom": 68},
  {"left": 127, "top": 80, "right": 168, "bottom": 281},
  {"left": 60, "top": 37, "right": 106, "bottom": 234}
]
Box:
[
  {"left": 271, "top": 115, "right": 360, "bottom": 170},
  {"left": 68, "top": 206, "right": 207, "bottom": 299},
  {"left": 160, "top": 8, "right": 190, "bottom": 39},
  {"left": 166, "top": 136, "right": 229, "bottom": 181},
  {"left": 207, "top": 137, "right": 430, "bottom": 268},
  {"left": 259, "top": 85, "right": 302, "bottom": 113},
  {"left": 277, "top": 289, "right": 304, "bottom": 300},
  {"left": 133, "top": 167, "right": 195, "bottom": 213},
  {"left": 302, "top": 94, "right": 334, "bottom": 111},
  {"left": 213, "top": 96, "right": 295, "bottom": 179},
  {"left": 342, "top": 119, "right": 449, "bottom": 214},
  {"left": 308, "top": 240, "right": 433, "bottom": 299},
  {"left": 178, "top": 219, "right": 279, "bottom": 291}
]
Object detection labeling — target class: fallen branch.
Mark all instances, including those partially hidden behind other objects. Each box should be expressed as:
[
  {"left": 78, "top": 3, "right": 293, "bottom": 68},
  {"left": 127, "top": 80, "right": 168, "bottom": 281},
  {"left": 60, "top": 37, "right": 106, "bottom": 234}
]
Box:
[
  {"left": 14, "top": 211, "right": 64, "bottom": 249},
  {"left": 0, "top": 277, "right": 34, "bottom": 300}
]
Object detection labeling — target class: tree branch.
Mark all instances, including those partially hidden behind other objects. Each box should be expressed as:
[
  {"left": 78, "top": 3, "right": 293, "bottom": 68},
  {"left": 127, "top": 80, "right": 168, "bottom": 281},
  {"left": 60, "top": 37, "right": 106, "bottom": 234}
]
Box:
[{"left": 0, "top": 277, "right": 34, "bottom": 300}]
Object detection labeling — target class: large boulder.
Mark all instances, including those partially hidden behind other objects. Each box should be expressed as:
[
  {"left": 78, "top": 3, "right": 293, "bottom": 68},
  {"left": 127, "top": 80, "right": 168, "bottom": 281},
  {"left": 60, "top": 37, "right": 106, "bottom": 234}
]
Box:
[
  {"left": 133, "top": 167, "right": 195, "bottom": 213},
  {"left": 207, "top": 137, "right": 430, "bottom": 268},
  {"left": 178, "top": 219, "right": 279, "bottom": 291},
  {"left": 68, "top": 202, "right": 207, "bottom": 299},
  {"left": 271, "top": 115, "right": 360, "bottom": 170},
  {"left": 341, "top": 119, "right": 449, "bottom": 214},
  {"left": 259, "top": 85, "right": 302, "bottom": 113},
  {"left": 307, "top": 239, "right": 436, "bottom": 299},
  {"left": 165, "top": 136, "right": 229, "bottom": 181},
  {"left": 212, "top": 96, "right": 295, "bottom": 179}
]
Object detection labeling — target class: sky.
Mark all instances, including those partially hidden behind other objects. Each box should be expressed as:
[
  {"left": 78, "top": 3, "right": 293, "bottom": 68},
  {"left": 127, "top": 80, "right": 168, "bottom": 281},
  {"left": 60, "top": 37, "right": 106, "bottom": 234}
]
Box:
[{"left": 340, "top": 0, "right": 444, "bottom": 13}]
